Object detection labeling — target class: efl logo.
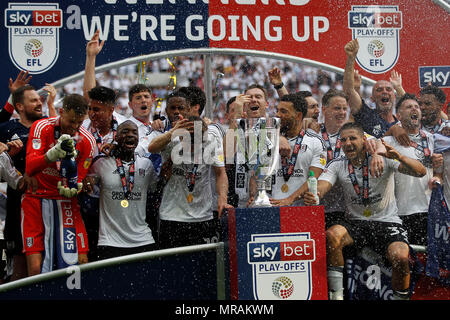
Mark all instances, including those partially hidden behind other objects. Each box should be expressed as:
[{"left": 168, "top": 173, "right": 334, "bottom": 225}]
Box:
[
  {"left": 419, "top": 66, "right": 450, "bottom": 88},
  {"left": 5, "top": 3, "right": 62, "bottom": 74},
  {"left": 247, "top": 233, "right": 315, "bottom": 300},
  {"left": 348, "top": 6, "right": 402, "bottom": 74}
]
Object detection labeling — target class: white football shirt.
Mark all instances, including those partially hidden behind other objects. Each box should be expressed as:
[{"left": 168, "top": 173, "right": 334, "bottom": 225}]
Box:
[
  {"left": 88, "top": 154, "right": 157, "bottom": 248},
  {"left": 271, "top": 129, "right": 327, "bottom": 206},
  {"left": 384, "top": 133, "right": 434, "bottom": 216},
  {"left": 159, "top": 132, "right": 225, "bottom": 222},
  {"left": 319, "top": 155, "right": 402, "bottom": 224}
]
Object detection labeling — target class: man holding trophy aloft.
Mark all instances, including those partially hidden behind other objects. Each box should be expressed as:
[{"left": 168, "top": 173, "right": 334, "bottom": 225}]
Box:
[{"left": 228, "top": 85, "right": 326, "bottom": 208}]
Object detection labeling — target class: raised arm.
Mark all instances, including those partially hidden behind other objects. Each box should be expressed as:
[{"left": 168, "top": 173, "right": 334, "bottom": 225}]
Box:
[
  {"left": 268, "top": 67, "right": 289, "bottom": 98},
  {"left": 1, "top": 70, "right": 33, "bottom": 123},
  {"left": 343, "top": 39, "right": 363, "bottom": 115},
  {"left": 389, "top": 70, "right": 405, "bottom": 98},
  {"left": 42, "top": 83, "right": 57, "bottom": 117},
  {"left": 148, "top": 118, "right": 193, "bottom": 153},
  {"left": 83, "top": 30, "right": 105, "bottom": 99}
]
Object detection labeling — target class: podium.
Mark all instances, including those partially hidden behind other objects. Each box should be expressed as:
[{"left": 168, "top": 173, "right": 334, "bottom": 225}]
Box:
[{"left": 221, "top": 206, "right": 328, "bottom": 300}]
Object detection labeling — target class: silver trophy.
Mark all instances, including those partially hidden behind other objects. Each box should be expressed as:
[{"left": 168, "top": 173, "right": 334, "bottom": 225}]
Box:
[{"left": 234, "top": 117, "right": 280, "bottom": 207}]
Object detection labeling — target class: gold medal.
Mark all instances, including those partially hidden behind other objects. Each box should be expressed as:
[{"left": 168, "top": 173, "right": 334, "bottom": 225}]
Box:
[
  {"left": 281, "top": 183, "right": 289, "bottom": 193},
  {"left": 186, "top": 193, "right": 194, "bottom": 203},
  {"left": 363, "top": 208, "right": 371, "bottom": 217},
  {"left": 121, "top": 200, "right": 129, "bottom": 208}
]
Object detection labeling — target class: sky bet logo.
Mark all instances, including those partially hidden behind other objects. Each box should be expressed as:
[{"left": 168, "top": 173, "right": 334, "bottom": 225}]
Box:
[
  {"left": 248, "top": 233, "right": 316, "bottom": 300},
  {"left": 248, "top": 240, "right": 315, "bottom": 263},
  {"left": 62, "top": 201, "right": 77, "bottom": 254},
  {"left": 348, "top": 11, "right": 402, "bottom": 29},
  {"left": 5, "top": 9, "right": 62, "bottom": 27},
  {"left": 419, "top": 66, "right": 450, "bottom": 88}
]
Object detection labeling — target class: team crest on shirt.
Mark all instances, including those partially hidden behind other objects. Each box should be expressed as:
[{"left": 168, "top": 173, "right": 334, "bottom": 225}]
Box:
[
  {"left": 139, "top": 168, "right": 145, "bottom": 176},
  {"left": 372, "top": 125, "right": 382, "bottom": 137},
  {"left": 26, "top": 237, "right": 33, "bottom": 248},
  {"left": 414, "top": 149, "right": 424, "bottom": 161},
  {"left": 414, "top": 149, "right": 432, "bottom": 168},
  {"left": 32, "top": 138, "right": 41, "bottom": 149}
]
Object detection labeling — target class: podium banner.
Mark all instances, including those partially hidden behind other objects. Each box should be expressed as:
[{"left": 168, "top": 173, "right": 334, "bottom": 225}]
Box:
[{"left": 222, "top": 206, "right": 328, "bottom": 300}]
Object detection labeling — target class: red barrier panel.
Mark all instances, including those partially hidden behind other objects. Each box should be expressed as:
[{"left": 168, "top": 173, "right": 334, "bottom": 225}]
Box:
[
  {"left": 412, "top": 253, "right": 450, "bottom": 300},
  {"left": 223, "top": 206, "right": 328, "bottom": 300}
]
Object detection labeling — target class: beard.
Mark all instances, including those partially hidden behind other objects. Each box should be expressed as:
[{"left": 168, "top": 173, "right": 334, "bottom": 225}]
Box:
[
  {"left": 280, "top": 119, "right": 294, "bottom": 135},
  {"left": 24, "top": 110, "right": 43, "bottom": 122},
  {"left": 421, "top": 112, "right": 438, "bottom": 127},
  {"left": 376, "top": 102, "right": 393, "bottom": 114},
  {"left": 402, "top": 113, "right": 421, "bottom": 130}
]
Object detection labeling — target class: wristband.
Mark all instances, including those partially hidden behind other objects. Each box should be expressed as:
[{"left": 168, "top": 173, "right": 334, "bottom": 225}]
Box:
[{"left": 273, "top": 82, "right": 284, "bottom": 90}]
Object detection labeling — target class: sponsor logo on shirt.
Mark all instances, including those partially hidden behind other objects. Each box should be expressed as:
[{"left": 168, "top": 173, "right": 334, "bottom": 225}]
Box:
[{"left": 111, "top": 191, "right": 142, "bottom": 201}]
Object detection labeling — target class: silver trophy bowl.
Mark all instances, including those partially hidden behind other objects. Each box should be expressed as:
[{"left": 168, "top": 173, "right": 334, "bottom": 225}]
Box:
[{"left": 235, "top": 117, "right": 280, "bottom": 207}]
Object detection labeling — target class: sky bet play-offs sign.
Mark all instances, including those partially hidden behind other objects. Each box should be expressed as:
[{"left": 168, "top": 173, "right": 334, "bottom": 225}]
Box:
[
  {"left": 248, "top": 233, "right": 316, "bottom": 300},
  {"left": 348, "top": 5, "right": 402, "bottom": 74},
  {"left": 224, "top": 206, "right": 327, "bottom": 300},
  {"left": 5, "top": 3, "right": 62, "bottom": 74}
]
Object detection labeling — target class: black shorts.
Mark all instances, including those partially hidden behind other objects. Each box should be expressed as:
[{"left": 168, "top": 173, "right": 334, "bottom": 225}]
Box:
[
  {"left": 325, "top": 211, "right": 346, "bottom": 230},
  {"left": 158, "top": 218, "right": 220, "bottom": 250},
  {"left": 337, "top": 219, "right": 409, "bottom": 256},
  {"left": 400, "top": 212, "right": 428, "bottom": 246},
  {"left": 96, "top": 243, "right": 157, "bottom": 261}
]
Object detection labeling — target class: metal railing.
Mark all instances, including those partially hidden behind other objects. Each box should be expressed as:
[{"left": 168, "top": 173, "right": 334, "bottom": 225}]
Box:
[
  {"left": 410, "top": 244, "right": 427, "bottom": 253},
  {"left": 0, "top": 242, "right": 226, "bottom": 299},
  {"left": 0, "top": 242, "right": 430, "bottom": 299}
]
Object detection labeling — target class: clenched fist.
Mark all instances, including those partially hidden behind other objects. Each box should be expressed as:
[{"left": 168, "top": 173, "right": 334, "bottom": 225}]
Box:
[{"left": 344, "top": 39, "right": 359, "bottom": 59}]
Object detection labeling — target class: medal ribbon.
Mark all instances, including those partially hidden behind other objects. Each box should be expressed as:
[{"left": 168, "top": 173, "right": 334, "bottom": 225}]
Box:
[
  {"left": 115, "top": 156, "right": 135, "bottom": 200},
  {"left": 185, "top": 164, "right": 199, "bottom": 192},
  {"left": 320, "top": 124, "right": 341, "bottom": 162},
  {"left": 347, "top": 154, "right": 370, "bottom": 206},
  {"left": 235, "top": 119, "right": 249, "bottom": 165},
  {"left": 423, "top": 119, "right": 442, "bottom": 134},
  {"left": 409, "top": 130, "right": 431, "bottom": 159},
  {"left": 91, "top": 117, "right": 118, "bottom": 151},
  {"left": 234, "top": 119, "right": 249, "bottom": 196},
  {"left": 282, "top": 129, "right": 305, "bottom": 182}
]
